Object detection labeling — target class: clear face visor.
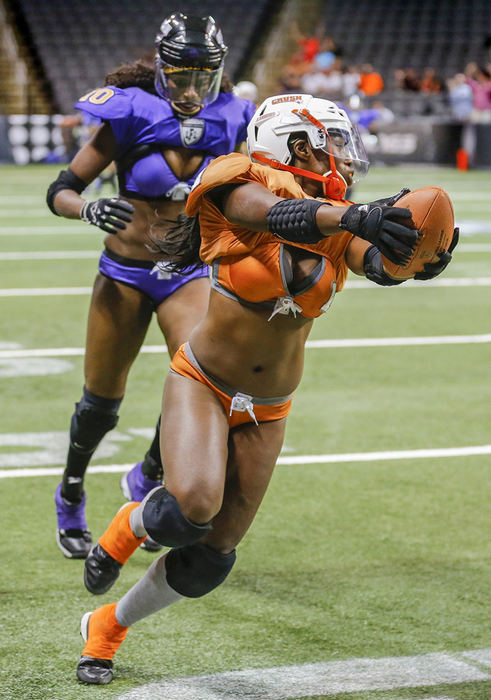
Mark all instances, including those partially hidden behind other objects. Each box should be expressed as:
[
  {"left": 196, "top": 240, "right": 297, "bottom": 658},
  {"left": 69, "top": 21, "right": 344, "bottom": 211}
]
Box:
[
  {"left": 155, "top": 59, "right": 223, "bottom": 111},
  {"left": 319, "top": 123, "right": 369, "bottom": 182}
]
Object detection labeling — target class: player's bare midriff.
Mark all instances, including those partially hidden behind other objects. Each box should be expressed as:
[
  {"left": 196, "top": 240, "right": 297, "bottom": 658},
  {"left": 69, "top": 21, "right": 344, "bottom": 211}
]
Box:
[
  {"left": 104, "top": 146, "right": 207, "bottom": 261},
  {"left": 189, "top": 289, "right": 314, "bottom": 397}
]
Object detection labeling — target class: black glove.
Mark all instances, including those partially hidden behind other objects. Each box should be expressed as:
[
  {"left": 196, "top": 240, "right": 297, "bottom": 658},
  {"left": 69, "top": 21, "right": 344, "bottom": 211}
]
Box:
[
  {"left": 371, "top": 187, "right": 411, "bottom": 207},
  {"left": 414, "top": 227, "right": 460, "bottom": 280},
  {"left": 340, "top": 201, "right": 419, "bottom": 266},
  {"left": 80, "top": 197, "right": 134, "bottom": 234},
  {"left": 363, "top": 245, "right": 404, "bottom": 286}
]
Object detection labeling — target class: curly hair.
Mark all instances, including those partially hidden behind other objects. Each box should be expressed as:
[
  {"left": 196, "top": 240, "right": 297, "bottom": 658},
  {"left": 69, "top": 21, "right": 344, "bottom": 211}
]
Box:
[
  {"left": 104, "top": 57, "right": 234, "bottom": 94},
  {"left": 104, "top": 60, "right": 158, "bottom": 94}
]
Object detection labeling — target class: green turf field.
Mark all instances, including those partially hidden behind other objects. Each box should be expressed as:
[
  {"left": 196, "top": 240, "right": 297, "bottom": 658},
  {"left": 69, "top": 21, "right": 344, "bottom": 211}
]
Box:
[{"left": 0, "top": 164, "right": 490, "bottom": 700}]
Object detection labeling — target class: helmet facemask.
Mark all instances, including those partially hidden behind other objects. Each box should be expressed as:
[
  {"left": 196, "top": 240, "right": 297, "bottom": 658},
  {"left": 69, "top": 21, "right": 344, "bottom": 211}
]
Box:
[{"left": 155, "top": 58, "right": 223, "bottom": 114}]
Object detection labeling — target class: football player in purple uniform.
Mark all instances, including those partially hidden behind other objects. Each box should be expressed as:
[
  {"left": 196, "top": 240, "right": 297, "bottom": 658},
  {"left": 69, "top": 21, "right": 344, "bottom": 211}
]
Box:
[{"left": 46, "top": 13, "right": 256, "bottom": 559}]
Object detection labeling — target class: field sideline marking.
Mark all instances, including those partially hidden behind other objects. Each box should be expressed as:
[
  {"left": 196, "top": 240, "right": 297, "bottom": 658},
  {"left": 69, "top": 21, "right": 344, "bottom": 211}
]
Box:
[
  {"left": 0, "top": 286, "right": 93, "bottom": 296},
  {"left": 15, "top": 189, "right": 491, "bottom": 204},
  {"left": 0, "top": 245, "right": 489, "bottom": 261},
  {"left": 0, "top": 224, "right": 486, "bottom": 236},
  {"left": 0, "top": 333, "right": 489, "bottom": 360},
  {"left": 0, "top": 250, "right": 100, "bottom": 260},
  {"left": 114, "top": 648, "right": 491, "bottom": 699},
  {"left": 2, "top": 277, "right": 491, "bottom": 297},
  {"left": 0, "top": 226, "right": 97, "bottom": 235},
  {"left": 2, "top": 444, "right": 491, "bottom": 478}
]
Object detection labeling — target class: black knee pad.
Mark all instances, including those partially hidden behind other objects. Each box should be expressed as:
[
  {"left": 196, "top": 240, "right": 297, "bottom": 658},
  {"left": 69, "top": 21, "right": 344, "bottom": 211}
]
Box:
[
  {"left": 142, "top": 487, "right": 212, "bottom": 548},
  {"left": 166, "top": 543, "right": 236, "bottom": 598},
  {"left": 69, "top": 388, "right": 121, "bottom": 453}
]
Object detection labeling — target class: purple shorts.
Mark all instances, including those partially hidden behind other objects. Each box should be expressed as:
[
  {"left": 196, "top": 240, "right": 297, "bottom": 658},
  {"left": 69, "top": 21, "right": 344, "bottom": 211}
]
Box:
[{"left": 98, "top": 249, "right": 209, "bottom": 308}]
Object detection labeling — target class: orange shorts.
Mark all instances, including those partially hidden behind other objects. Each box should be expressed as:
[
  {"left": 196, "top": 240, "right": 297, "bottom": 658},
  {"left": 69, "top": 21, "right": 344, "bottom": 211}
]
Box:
[{"left": 169, "top": 342, "right": 294, "bottom": 428}]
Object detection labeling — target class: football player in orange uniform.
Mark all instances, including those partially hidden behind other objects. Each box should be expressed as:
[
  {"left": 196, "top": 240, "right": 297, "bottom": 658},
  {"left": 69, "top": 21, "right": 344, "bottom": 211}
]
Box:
[{"left": 75, "top": 94, "right": 456, "bottom": 685}]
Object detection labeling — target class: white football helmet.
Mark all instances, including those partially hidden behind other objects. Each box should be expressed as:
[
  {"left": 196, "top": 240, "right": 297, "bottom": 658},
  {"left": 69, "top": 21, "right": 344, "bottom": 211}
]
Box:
[{"left": 247, "top": 94, "right": 369, "bottom": 198}]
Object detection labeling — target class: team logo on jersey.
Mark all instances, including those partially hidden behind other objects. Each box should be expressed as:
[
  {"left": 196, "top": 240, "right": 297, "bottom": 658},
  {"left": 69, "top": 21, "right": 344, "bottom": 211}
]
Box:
[{"left": 180, "top": 118, "right": 205, "bottom": 146}]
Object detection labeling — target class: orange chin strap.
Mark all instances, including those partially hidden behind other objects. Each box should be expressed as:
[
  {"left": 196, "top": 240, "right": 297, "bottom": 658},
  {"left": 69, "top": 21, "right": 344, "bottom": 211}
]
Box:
[{"left": 251, "top": 150, "right": 347, "bottom": 200}]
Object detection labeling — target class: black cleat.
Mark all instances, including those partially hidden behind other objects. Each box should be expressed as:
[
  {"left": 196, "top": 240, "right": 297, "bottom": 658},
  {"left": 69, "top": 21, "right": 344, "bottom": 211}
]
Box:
[
  {"left": 56, "top": 528, "right": 92, "bottom": 559},
  {"left": 55, "top": 484, "right": 92, "bottom": 558},
  {"left": 77, "top": 611, "right": 114, "bottom": 684},
  {"left": 77, "top": 655, "right": 113, "bottom": 685},
  {"left": 84, "top": 543, "right": 122, "bottom": 595}
]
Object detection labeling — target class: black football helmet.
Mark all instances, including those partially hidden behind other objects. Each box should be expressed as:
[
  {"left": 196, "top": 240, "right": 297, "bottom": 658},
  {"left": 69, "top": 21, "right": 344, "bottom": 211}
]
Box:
[{"left": 155, "top": 13, "right": 228, "bottom": 114}]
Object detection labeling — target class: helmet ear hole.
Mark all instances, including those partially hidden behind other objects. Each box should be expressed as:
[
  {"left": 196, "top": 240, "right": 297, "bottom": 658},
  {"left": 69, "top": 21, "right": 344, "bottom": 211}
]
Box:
[{"left": 287, "top": 132, "right": 309, "bottom": 163}]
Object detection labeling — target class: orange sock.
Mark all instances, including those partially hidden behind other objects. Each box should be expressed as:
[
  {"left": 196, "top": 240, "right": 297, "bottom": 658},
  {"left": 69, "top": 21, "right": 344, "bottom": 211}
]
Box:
[
  {"left": 98, "top": 502, "right": 146, "bottom": 564},
  {"left": 82, "top": 603, "right": 128, "bottom": 660}
]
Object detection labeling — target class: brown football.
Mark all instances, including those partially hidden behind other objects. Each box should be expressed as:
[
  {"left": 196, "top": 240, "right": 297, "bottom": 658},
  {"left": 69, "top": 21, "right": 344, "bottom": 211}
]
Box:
[{"left": 382, "top": 186, "right": 455, "bottom": 280}]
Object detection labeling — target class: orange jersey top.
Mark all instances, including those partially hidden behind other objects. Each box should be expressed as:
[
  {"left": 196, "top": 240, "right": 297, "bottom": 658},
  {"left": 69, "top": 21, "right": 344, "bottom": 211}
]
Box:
[{"left": 186, "top": 152, "right": 353, "bottom": 319}]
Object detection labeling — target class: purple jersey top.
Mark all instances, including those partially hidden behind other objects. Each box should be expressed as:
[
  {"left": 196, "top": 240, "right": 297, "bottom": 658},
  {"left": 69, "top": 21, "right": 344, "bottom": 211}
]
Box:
[{"left": 75, "top": 86, "right": 256, "bottom": 200}]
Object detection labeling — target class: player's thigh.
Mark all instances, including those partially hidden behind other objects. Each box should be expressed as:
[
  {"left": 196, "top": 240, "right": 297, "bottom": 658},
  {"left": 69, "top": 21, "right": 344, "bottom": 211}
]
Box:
[
  {"left": 160, "top": 371, "right": 230, "bottom": 521},
  {"left": 84, "top": 273, "right": 153, "bottom": 396},
  {"left": 203, "top": 417, "right": 287, "bottom": 552},
  {"left": 156, "top": 277, "right": 210, "bottom": 358}
]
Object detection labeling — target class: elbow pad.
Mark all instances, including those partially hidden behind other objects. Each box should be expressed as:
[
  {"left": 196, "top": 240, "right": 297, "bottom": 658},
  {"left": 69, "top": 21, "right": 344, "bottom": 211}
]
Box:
[
  {"left": 266, "top": 198, "right": 324, "bottom": 244},
  {"left": 46, "top": 168, "right": 87, "bottom": 215}
]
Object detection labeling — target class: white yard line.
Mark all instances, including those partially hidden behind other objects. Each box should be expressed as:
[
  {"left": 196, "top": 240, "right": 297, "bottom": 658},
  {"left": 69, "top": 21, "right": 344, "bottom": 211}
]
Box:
[
  {"left": 0, "top": 226, "right": 95, "bottom": 235},
  {"left": 0, "top": 245, "right": 489, "bottom": 261},
  {"left": 0, "top": 333, "right": 489, "bottom": 360},
  {"left": 114, "top": 648, "right": 491, "bottom": 700},
  {"left": 2, "top": 277, "right": 491, "bottom": 297},
  {"left": 0, "top": 250, "right": 99, "bottom": 260},
  {"left": 0, "top": 286, "right": 93, "bottom": 296},
  {"left": 346, "top": 277, "right": 491, "bottom": 288},
  {"left": 456, "top": 244, "right": 491, "bottom": 251},
  {"left": 0, "top": 219, "right": 488, "bottom": 236},
  {"left": 2, "top": 444, "right": 491, "bottom": 478},
  {"left": 0, "top": 209, "right": 67, "bottom": 217}
]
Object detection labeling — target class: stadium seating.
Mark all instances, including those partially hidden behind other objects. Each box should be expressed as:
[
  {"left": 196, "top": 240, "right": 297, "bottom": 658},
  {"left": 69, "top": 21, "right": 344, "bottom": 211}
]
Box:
[
  {"left": 323, "top": 0, "right": 491, "bottom": 82},
  {"left": 14, "top": 0, "right": 272, "bottom": 113},
  {"left": 10, "top": 0, "right": 491, "bottom": 119},
  {"left": 320, "top": 0, "right": 491, "bottom": 117}
]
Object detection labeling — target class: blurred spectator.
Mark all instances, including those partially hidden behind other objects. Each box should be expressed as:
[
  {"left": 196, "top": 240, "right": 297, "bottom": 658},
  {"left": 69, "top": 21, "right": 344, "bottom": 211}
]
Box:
[
  {"left": 301, "top": 64, "right": 343, "bottom": 98},
  {"left": 288, "top": 22, "right": 343, "bottom": 79},
  {"left": 355, "top": 100, "right": 395, "bottom": 133},
  {"left": 358, "top": 63, "right": 384, "bottom": 96},
  {"left": 367, "top": 100, "right": 395, "bottom": 131},
  {"left": 394, "top": 68, "right": 420, "bottom": 91},
  {"left": 278, "top": 65, "right": 303, "bottom": 94},
  {"left": 420, "top": 67, "right": 444, "bottom": 94},
  {"left": 288, "top": 21, "right": 324, "bottom": 74},
  {"left": 59, "top": 112, "right": 101, "bottom": 161},
  {"left": 313, "top": 35, "right": 342, "bottom": 72},
  {"left": 341, "top": 65, "right": 361, "bottom": 99},
  {"left": 465, "top": 62, "right": 491, "bottom": 122},
  {"left": 447, "top": 73, "right": 474, "bottom": 121},
  {"left": 233, "top": 80, "right": 259, "bottom": 103},
  {"left": 59, "top": 114, "right": 82, "bottom": 161}
]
